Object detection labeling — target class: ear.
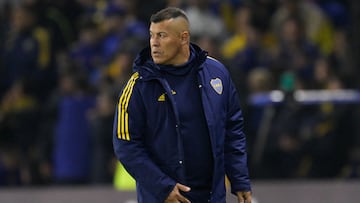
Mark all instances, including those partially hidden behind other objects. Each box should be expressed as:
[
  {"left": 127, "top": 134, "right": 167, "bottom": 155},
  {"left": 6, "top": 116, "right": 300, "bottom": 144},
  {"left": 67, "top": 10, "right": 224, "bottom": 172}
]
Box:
[{"left": 180, "top": 31, "right": 190, "bottom": 45}]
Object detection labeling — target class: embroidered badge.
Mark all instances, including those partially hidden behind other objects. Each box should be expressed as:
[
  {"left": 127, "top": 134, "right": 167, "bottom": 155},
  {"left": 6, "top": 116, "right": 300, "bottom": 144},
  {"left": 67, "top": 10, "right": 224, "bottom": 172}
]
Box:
[{"left": 210, "top": 78, "right": 223, "bottom": 95}]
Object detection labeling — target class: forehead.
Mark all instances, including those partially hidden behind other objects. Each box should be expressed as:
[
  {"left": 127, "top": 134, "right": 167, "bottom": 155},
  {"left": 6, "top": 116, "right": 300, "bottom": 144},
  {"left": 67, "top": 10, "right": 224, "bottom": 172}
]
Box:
[{"left": 149, "top": 19, "right": 174, "bottom": 32}]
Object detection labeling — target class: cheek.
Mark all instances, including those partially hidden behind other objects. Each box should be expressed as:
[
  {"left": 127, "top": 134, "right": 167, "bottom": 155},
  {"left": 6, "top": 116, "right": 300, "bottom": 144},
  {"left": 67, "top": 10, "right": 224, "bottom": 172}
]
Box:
[{"left": 164, "top": 42, "right": 180, "bottom": 56}]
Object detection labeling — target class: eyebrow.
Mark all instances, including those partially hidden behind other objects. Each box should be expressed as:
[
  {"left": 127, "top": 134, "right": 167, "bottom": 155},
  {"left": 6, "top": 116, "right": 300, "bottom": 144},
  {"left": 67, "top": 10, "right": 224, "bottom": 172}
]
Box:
[{"left": 149, "top": 31, "right": 168, "bottom": 35}]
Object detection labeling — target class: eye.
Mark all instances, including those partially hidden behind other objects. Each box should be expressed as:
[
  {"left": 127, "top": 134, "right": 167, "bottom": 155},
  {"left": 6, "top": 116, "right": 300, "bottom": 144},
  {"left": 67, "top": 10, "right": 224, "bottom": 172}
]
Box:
[{"left": 159, "top": 33, "right": 167, "bottom": 38}]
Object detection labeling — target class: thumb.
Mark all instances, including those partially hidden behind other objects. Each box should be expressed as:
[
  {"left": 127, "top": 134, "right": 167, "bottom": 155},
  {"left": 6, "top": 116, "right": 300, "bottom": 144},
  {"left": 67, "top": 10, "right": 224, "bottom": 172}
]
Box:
[{"left": 176, "top": 183, "right": 191, "bottom": 192}]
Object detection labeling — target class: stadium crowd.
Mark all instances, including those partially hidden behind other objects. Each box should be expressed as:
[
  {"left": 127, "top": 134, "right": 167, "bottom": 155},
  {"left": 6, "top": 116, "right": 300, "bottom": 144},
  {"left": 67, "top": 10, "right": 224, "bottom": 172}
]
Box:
[{"left": 0, "top": 0, "right": 359, "bottom": 186}]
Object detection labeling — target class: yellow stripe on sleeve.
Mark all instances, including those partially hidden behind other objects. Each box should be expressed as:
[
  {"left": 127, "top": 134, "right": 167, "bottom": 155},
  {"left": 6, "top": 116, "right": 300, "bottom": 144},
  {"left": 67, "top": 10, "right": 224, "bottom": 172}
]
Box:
[
  {"left": 117, "top": 72, "right": 139, "bottom": 140},
  {"left": 121, "top": 78, "right": 136, "bottom": 139},
  {"left": 119, "top": 78, "right": 135, "bottom": 139},
  {"left": 124, "top": 77, "right": 135, "bottom": 140}
]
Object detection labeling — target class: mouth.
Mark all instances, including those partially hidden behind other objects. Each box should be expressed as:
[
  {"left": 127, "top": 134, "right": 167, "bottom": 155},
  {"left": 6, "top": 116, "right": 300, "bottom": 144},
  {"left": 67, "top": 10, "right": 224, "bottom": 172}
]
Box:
[{"left": 152, "top": 50, "right": 161, "bottom": 56}]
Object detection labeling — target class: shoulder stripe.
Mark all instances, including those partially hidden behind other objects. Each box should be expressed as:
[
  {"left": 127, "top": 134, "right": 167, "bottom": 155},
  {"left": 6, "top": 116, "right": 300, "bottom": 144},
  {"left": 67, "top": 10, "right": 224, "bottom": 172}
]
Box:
[
  {"left": 117, "top": 72, "right": 139, "bottom": 140},
  {"left": 207, "top": 56, "right": 221, "bottom": 64}
]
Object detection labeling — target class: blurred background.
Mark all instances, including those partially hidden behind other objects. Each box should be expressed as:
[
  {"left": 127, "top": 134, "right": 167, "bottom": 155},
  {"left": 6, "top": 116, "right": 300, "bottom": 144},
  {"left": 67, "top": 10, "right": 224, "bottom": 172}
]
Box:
[{"left": 0, "top": 0, "right": 359, "bottom": 202}]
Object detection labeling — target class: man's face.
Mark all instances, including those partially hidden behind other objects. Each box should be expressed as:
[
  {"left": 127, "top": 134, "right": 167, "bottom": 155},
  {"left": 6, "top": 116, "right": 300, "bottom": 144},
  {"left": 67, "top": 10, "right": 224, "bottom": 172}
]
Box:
[{"left": 149, "top": 19, "right": 183, "bottom": 65}]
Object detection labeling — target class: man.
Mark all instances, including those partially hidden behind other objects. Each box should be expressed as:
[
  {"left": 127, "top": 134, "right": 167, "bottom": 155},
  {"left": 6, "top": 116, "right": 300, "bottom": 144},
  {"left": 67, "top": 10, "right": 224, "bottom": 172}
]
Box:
[{"left": 113, "top": 7, "right": 252, "bottom": 203}]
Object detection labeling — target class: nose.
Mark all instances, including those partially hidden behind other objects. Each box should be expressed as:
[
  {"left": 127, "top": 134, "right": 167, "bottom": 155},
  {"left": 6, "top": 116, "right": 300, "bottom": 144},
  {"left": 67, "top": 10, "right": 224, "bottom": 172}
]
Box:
[{"left": 150, "top": 37, "right": 159, "bottom": 47}]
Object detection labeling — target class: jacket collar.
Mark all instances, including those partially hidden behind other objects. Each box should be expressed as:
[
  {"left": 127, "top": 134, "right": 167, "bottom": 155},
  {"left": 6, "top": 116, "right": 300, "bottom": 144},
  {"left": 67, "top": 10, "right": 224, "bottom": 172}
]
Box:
[{"left": 133, "top": 43, "right": 208, "bottom": 80}]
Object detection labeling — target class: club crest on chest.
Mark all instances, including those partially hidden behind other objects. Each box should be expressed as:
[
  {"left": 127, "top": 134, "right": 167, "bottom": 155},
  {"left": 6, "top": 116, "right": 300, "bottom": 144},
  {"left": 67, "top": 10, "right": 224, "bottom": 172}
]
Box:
[{"left": 210, "top": 78, "right": 223, "bottom": 95}]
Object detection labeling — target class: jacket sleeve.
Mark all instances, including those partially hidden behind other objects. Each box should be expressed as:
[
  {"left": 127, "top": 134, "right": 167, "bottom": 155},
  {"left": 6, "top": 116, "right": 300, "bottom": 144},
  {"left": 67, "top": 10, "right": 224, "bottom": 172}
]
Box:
[
  {"left": 224, "top": 75, "right": 252, "bottom": 194},
  {"left": 112, "top": 73, "right": 176, "bottom": 201}
]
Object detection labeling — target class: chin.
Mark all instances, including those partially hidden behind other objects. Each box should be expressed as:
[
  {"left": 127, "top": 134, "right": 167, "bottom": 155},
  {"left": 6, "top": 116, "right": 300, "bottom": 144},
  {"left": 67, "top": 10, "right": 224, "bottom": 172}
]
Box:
[{"left": 152, "top": 58, "right": 164, "bottom": 64}]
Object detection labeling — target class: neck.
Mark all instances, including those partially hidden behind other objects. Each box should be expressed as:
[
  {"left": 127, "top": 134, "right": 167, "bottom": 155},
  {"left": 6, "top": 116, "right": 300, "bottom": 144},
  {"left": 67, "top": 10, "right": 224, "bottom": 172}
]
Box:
[{"left": 174, "top": 45, "right": 191, "bottom": 66}]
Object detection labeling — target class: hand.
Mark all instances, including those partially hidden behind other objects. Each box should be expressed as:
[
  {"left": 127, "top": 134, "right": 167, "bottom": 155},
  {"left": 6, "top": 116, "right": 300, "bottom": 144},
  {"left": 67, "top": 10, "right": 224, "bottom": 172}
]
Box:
[
  {"left": 164, "top": 183, "right": 191, "bottom": 203},
  {"left": 236, "top": 191, "right": 252, "bottom": 203}
]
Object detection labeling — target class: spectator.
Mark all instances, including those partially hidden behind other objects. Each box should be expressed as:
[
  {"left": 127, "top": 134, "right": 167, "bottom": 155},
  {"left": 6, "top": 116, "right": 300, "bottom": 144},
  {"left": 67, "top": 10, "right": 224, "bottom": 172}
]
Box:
[
  {"left": 0, "top": 79, "right": 38, "bottom": 185},
  {"left": 69, "top": 19, "right": 102, "bottom": 84},
  {"left": 224, "top": 6, "right": 271, "bottom": 99},
  {"left": 221, "top": 6, "right": 254, "bottom": 60},
  {"left": 270, "top": 15, "right": 320, "bottom": 89},
  {"left": 52, "top": 68, "right": 96, "bottom": 184},
  {"left": 0, "top": 5, "right": 52, "bottom": 99},
  {"left": 185, "top": 0, "right": 226, "bottom": 40},
  {"left": 271, "top": 0, "right": 334, "bottom": 55},
  {"left": 89, "top": 89, "right": 117, "bottom": 184}
]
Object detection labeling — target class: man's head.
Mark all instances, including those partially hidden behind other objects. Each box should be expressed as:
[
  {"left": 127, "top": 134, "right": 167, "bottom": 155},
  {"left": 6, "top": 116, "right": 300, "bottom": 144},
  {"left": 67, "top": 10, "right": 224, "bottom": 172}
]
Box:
[{"left": 149, "top": 7, "right": 190, "bottom": 65}]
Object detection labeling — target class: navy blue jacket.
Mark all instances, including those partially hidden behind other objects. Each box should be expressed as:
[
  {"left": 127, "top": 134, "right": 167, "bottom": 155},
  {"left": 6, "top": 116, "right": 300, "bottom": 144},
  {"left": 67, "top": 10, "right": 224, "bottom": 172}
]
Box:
[{"left": 113, "top": 44, "right": 251, "bottom": 202}]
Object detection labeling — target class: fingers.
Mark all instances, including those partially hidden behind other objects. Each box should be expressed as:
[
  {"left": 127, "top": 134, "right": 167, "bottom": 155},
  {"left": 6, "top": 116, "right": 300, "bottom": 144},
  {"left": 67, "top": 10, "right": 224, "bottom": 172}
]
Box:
[
  {"left": 177, "top": 194, "right": 191, "bottom": 203},
  {"left": 176, "top": 183, "right": 191, "bottom": 192},
  {"left": 165, "top": 183, "right": 191, "bottom": 203},
  {"left": 175, "top": 183, "right": 191, "bottom": 203},
  {"left": 244, "top": 191, "right": 252, "bottom": 203},
  {"left": 237, "top": 191, "right": 252, "bottom": 203},
  {"left": 166, "top": 192, "right": 190, "bottom": 203}
]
